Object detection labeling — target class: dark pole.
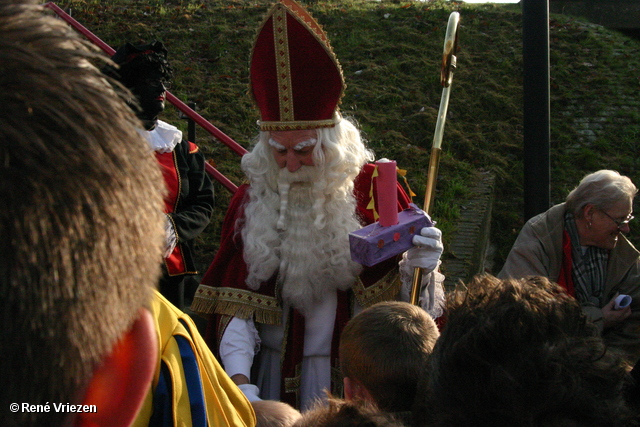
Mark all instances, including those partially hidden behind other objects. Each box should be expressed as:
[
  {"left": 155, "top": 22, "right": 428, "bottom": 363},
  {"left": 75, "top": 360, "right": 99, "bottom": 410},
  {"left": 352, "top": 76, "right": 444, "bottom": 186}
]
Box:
[{"left": 522, "top": 0, "right": 550, "bottom": 220}]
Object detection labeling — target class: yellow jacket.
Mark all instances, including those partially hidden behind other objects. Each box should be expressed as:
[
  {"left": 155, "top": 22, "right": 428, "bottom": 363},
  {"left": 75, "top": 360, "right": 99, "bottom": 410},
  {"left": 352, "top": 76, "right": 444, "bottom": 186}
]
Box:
[{"left": 133, "top": 291, "right": 256, "bottom": 427}]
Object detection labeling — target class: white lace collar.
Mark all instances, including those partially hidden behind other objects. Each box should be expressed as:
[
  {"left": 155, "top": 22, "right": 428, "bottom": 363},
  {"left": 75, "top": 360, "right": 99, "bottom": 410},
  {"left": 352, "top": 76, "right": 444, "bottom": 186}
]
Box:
[{"left": 141, "top": 120, "right": 183, "bottom": 153}]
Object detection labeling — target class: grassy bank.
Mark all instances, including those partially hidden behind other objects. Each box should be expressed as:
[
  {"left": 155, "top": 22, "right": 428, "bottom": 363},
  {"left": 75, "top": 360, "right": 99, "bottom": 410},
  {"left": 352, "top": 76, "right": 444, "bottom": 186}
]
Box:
[{"left": 49, "top": 0, "right": 640, "bottom": 278}]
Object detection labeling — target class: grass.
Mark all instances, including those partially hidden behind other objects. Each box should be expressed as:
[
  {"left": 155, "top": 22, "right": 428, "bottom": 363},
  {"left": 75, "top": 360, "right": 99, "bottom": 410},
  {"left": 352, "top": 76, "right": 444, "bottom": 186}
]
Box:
[{"left": 48, "top": 0, "right": 640, "bottom": 278}]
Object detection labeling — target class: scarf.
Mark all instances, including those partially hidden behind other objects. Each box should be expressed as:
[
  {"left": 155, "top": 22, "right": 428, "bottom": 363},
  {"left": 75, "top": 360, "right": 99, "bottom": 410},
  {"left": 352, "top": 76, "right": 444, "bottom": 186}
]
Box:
[{"left": 564, "top": 212, "right": 608, "bottom": 306}]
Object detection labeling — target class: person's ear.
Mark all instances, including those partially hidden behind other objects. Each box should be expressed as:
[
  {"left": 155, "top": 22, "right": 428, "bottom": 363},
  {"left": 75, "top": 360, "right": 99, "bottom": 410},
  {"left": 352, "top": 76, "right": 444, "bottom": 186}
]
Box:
[
  {"left": 343, "top": 377, "right": 375, "bottom": 403},
  {"left": 75, "top": 308, "right": 158, "bottom": 427},
  {"left": 343, "top": 376, "right": 355, "bottom": 401},
  {"left": 583, "top": 204, "right": 596, "bottom": 222}
]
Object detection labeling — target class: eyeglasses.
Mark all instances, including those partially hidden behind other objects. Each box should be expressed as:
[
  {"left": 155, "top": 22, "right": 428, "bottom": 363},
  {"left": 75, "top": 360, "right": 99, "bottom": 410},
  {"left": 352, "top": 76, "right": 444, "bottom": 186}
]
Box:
[{"left": 600, "top": 209, "right": 634, "bottom": 229}]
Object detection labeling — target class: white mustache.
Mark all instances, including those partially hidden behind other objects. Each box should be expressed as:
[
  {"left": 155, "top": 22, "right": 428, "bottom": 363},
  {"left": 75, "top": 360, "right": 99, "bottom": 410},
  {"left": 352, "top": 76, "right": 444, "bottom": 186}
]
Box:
[{"left": 278, "top": 165, "right": 317, "bottom": 184}]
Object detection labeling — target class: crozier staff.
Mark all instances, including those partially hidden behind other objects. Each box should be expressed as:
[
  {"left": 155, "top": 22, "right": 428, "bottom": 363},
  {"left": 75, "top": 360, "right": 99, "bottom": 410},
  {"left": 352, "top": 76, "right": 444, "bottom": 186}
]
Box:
[{"left": 411, "top": 11, "right": 460, "bottom": 305}]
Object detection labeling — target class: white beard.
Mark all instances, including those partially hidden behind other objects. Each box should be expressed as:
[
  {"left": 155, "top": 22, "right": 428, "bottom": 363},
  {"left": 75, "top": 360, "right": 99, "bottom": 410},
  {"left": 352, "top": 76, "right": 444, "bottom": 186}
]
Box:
[{"left": 241, "top": 166, "right": 363, "bottom": 315}]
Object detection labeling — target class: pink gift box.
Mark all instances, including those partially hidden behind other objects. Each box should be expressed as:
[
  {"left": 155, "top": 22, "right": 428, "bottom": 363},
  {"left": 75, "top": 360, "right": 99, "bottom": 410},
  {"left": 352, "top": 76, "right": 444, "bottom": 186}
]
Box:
[{"left": 349, "top": 204, "right": 433, "bottom": 267}]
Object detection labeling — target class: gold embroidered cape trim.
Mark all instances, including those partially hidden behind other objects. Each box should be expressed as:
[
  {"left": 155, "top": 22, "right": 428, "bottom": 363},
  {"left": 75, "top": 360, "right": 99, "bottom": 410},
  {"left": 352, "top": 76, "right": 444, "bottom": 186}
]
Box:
[
  {"left": 191, "top": 267, "right": 399, "bottom": 324},
  {"left": 352, "top": 268, "right": 402, "bottom": 308},
  {"left": 284, "top": 364, "right": 302, "bottom": 395},
  {"left": 190, "top": 285, "right": 282, "bottom": 325}
]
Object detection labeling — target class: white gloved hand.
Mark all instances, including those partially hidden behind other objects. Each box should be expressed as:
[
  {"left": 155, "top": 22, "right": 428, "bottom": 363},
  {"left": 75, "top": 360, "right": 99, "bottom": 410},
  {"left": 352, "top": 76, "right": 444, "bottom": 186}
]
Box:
[
  {"left": 398, "top": 226, "right": 445, "bottom": 318},
  {"left": 238, "top": 383, "right": 263, "bottom": 402},
  {"left": 164, "top": 215, "right": 177, "bottom": 258},
  {"left": 404, "top": 226, "right": 444, "bottom": 273}
]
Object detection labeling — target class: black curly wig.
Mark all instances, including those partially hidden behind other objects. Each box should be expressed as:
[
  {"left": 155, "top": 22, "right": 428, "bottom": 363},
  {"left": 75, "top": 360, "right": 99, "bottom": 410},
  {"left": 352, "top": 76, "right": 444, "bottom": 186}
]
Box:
[{"left": 104, "top": 40, "right": 173, "bottom": 89}]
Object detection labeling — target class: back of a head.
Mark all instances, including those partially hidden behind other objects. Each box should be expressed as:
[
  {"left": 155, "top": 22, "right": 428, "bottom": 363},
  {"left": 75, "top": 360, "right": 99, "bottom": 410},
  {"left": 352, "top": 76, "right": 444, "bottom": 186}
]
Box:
[
  {"left": 418, "top": 274, "right": 632, "bottom": 427},
  {"left": 293, "top": 398, "right": 406, "bottom": 427},
  {"left": 340, "top": 301, "right": 439, "bottom": 413},
  {"left": 565, "top": 169, "right": 637, "bottom": 216},
  {"left": 253, "top": 400, "right": 301, "bottom": 427},
  {"left": 0, "top": 1, "right": 165, "bottom": 425}
]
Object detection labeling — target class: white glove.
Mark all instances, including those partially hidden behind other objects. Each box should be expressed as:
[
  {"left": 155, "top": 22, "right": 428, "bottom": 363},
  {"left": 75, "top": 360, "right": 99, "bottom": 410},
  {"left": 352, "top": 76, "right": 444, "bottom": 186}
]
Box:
[
  {"left": 404, "top": 226, "right": 443, "bottom": 272},
  {"left": 164, "top": 215, "right": 177, "bottom": 258},
  {"left": 397, "top": 226, "right": 445, "bottom": 319},
  {"left": 238, "top": 383, "right": 263, "bottom": 402}
]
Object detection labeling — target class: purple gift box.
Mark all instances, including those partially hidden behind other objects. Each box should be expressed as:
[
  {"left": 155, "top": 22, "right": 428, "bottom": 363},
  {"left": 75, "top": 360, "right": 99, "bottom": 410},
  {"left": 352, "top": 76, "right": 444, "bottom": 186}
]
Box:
[{"left": 349, "top": 204, "right": 434, "bottom": 267}]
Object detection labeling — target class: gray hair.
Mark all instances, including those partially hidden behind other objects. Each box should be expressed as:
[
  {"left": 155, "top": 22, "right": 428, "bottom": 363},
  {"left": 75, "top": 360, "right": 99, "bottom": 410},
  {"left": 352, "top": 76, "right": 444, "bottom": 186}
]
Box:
[{"left": 565, "top": 170, "right": 637, "bottom": 217}]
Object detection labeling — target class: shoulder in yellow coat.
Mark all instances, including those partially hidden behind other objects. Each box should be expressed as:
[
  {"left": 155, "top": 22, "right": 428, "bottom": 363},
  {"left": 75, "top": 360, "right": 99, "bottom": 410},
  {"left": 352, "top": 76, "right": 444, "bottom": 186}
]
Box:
[{"left": 133, "top": 291, "right": 256, "bottom": 427}]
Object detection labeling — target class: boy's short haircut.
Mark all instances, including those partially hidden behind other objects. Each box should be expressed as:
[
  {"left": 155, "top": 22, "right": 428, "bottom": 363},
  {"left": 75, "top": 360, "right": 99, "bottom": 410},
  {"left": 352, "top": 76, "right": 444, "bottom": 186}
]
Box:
[{"left": 339, "top": 301, "right": 439, "bottom": 412}]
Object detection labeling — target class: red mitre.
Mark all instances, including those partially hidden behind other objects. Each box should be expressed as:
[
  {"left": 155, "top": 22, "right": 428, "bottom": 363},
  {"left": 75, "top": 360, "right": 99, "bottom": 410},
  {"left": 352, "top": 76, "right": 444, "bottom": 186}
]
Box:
[{"left": 250, "top": 0, "right": 345, "bottom": 131}]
